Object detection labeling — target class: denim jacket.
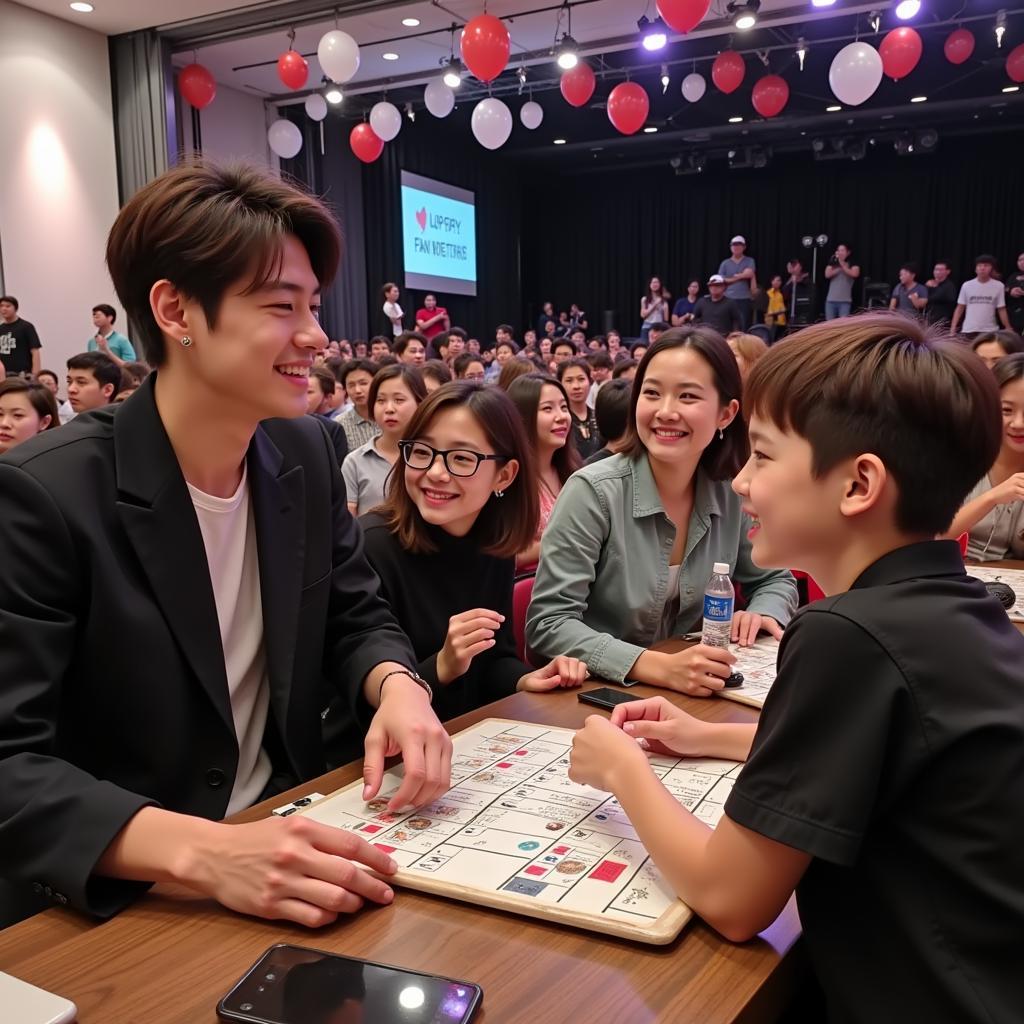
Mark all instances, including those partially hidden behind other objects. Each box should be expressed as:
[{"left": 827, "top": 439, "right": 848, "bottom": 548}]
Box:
[{"left": 526, "top": 453, "right": 798, "bottom": 682}]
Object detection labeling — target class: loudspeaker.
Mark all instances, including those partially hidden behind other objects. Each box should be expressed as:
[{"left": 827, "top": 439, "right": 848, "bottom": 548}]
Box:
[{"left": 602, "top": 310, "right": 616, "bottom": 334}]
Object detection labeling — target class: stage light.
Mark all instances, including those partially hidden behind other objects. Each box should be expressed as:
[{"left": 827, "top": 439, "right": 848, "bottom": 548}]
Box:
[
  {"left": 894, "top": 132, "right": 914, "bottom": 155},
  {"left": 816, "top": 233, "right": 829, "bottom": 246},
  {"left": 895, "top": 0, "right": 920, "bottom": 19},
  {"left": 402, "top": 17, "right": 420, "bottom": 27},
  {"left": 728, "top": 116, "right": 744, "bottom": 123},
  {"left": 661, "top": 64, "right": 670, "bottom": 93},
  {"left": 325, "top": 87, "right": 343, "bottom": 104},
  {"left": 517, "top": 66, "right": 528, "bottom": 93},
  {"left": 727, "top": 0, "right": 760, "bottom": 30},
  {"left": 916, "top": 128, "right": 939, "bottom": 151},
  {"left": 1004, "top": 85, "right": 1021, "bottom": 93},
  {"left": 802, "top": 235, "right": 814, "bottom": 246},
  {"left": 638, "top": 15, "right": 668, "bottom": 51},
  {"left": 69, "top": 2, "right": 94, "bottom": 11},
  {"left": 556, "top": 34, "right": 579, "bottom": 70},
  {"left": 405, "top": 102, "right": 415, "bottom": 122},
  {"left": 553, "top": 138, "right": 567, "bottom": 145},
  {"left": 796, "top": 38, "right": 808, "bottom": 71},
  {"left": 996, "top": 10, "right": 1007, "bottom": 47},
  {"left": 383, "top": 52, "right": 399, "bottom": 61},
  {"left": 811, "top": 0, "right": 836, "bottom": 7},
  {"left": 869, "top": 10, "right": 881, "bottom": 32},
  {"left": 644, "top": 126, "right": 659, "bottom": 133},
  {"left": 911, "top": 95, "right": 927, "bottom": 103},
  {"left": 442, "top": 58, "right": 463, "bottom": 88},
  {"left": 826, "top": 105, "right": 842, "bottom": 112}
]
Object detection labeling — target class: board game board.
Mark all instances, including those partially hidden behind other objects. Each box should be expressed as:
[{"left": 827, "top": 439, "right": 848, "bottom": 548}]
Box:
[
  {"left": 717, "top": 637, "right": 781, "bottom": 710},
  {"left": 964, "top": 565, "right": 1024, "bottom": 622},
  {"left": 294, "top": 719, "right": 741, "bottom": 944}
]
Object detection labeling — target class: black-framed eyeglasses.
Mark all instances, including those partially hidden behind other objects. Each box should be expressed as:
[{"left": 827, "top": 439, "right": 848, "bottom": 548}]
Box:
[{"left": 398, "top": 440, "right": 509, "bottom": 478}]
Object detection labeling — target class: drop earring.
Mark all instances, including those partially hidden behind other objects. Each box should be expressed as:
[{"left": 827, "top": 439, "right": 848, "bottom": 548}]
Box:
[
  {"left": 181, "top": 336, "right": 193, "bottom": 348},
  {"left": 494, "top": 489, "right": 505, "bottom": 498},
  {"left": 718, "top": 427, "right": 724, "bottom": 441}
]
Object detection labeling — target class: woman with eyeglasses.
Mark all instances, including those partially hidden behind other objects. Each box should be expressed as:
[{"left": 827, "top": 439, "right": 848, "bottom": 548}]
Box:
[{"left": 360, "top": 381, "right": 589, "bottom": 721}]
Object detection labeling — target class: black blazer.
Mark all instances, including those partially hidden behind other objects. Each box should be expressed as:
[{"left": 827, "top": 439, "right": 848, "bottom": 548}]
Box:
[{"left": 0, "top": 375, "right": 416, "bottom": 925}]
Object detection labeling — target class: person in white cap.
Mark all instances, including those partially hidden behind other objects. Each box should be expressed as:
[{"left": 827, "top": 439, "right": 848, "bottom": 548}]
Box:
[
  {"left": 693, "top": 275, "right": 743, "bottom": 337},
  {"left": 718, "top": 236, "right": 758, "bottom": 330}
]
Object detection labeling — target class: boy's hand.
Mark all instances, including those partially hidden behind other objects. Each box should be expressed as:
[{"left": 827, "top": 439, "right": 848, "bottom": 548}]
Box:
[
  {"left": 610, "top": 696, "right": 711, "bottom": 757},
  {"left": 569, "top": 715, "right": 647, "bottom": 792}
]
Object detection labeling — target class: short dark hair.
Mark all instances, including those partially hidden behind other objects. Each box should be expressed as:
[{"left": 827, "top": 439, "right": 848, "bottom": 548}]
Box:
[
  {"left": 744, "top": 313, "right": 1002, "bottom": 535},
  {"left": 106, "top": 161, "right": 340, "bottom": 367},
  {"left": 900, "top": 263, "right": 919, "bottom": 277},
  {"left": 340, "top": 358, "right": 377, "bottom": 388},
  {"left": 623, "top": 327, "right": 746, "bottom": 479},
  {"left": 594, "top": 378, "right": 631, "bottom": 442},
  {"left": 393, "top": 331, "right": 428, "bottom": 358},
  {"left": 421, "top": 359, "right": 453, "bottom": 387},
  {"left": 66, "top": 352, "right": 122, "bottom": 398},
  {"left": 382, "top": 281, "right": 398, "bottom": 300},
  {"left": 0, "top": 378, "right": 60, "bottom": 429},
  {"left": 0, "top": 295, "right": 19, "bottom": 310},
  {"left": 629, "top": 341, "right": 649, "bottom": 358},
  {"left": 495, "top": 339, "right": 520, "bottom": 356},
  {"left": 612, "top": 358, "right": 638, "bottom": 380},
  {"left": 92, "top": 304, "right": 117, "bottom": 323},
  {"left": 588, "top": 350, "right": 613, "bottom": 371},
  {"left": 446, "top": 327, "right": 468, "bottom": 343},
  {"left": 375, "top": 353, "right": 399, "bottom": 367},
  {"left": 378, "top": 381, "right": 538, "bottom": 559},
  {"left": 972, "top": 330, "right": 1024, "bottom": 358},
  {"left": 324, "top": 354, "right": 345, "bottom": 381},
  {"left": 975, "top": 254, "right": 997, "bottom": 266},
  {"left": 367, "top": 363, "right": 427, "bottom": 415},
  {"left": 369, "top": 334, "right": 392, "bottom": 350},
  {"left": 121, "top": 361, "right": 151, "bottom": 386},
  {"left": 935, "top": 259, "right": 953, "bottom": 271},
  {"left": 453, "top": 352, "right": 485, "bottom": 378},
  {"left": 309, "top": 365, "right": 335, "bottom": 399},
  {"left": 507, "top": 373, "right": 582, "bottom": 486},
  {"left": 552, "top": 339, "right": 577, "bottom": 356},
  {"left": 496, "top": 324, "right": 514, "bottom": 336},
  {"left": 36, "top": 369, "right": 59, "bottom": 387},
  {"left": 557, "top": 357, "right": 591, "bottom": 383}
]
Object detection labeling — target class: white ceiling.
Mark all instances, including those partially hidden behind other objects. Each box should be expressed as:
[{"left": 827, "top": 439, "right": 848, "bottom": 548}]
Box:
[{"left": 16, "top": 0, "right": 266, "bottom": 35}]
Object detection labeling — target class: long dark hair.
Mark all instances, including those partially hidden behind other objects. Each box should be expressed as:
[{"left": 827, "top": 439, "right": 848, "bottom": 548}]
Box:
[
  {"left": 379, "top": 381, "right": 538, "bottom": 558},
  {"left": 507, "top": 373, "right": 582, "bottom": 486},
  {"left": 623, "top": 326, "right": 747, "bottom": 480}
]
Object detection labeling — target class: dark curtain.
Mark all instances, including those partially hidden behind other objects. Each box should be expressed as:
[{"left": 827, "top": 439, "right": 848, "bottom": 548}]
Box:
[
  {"left": 108, "top": 30, "right": 177, "bottom": 203},
  {"left": 520, "top": 138, "right": 1024, "bottom": 337}
]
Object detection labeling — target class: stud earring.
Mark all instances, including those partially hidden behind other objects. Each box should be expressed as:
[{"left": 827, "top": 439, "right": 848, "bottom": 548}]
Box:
[
  {"left": 181, "top": 336, "right": 193, "bottom": 348},
  {"left": 718, "top": 427, "right": 725, "bottom": 440}
]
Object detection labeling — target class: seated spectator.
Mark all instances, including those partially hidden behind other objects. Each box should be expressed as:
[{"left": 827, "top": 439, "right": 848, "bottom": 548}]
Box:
[
  {"left": 421, "top": 359, "right": 453, "bottom": 393},
  {"left": 584, "top": 378, "right": 632, "bottom": 465},
  {"left": 306, "top": 366, "right": 348, "bottom": 467},
  {"left": 948, "top": 353, "right": 1024, "bottom": 561},
  {"left": 569, "top": 328, "right": 587, "bottom": 351},
  {"left": 495, "top": 324, "right": 515, "bottom": 349},
  {"left": 360, "top": 382, "right": 588, "bottom": 721},
  {"left": 393, "top": 331, "right": 428, "bottom": 366},
  {"left": 0, "top": 378, "right": 60, "bottom": 454},
  {"left": 115, "top": 368, "right": 139, "bottom": 403},
  {"left": 727, "top": 332, "right": 770, "bottom": 384},
  {"left": 336, "top": 358, "right": 380, "bottom": 449},
  {"left": 557, "top": 358, "right": 602, "bottom": 460},
  {"left": 507, "top": 373, "right": 580, "bottom": 573},
  {"left": 66, "top": 351, "right": 121, "bottom": 415},
  {"left": 526, "top": 328, "right": 798, "bottom": 691},
  {"left": 971, "top": 330, "right": 1024, "bottom": 370},
  {"left": 323, "top": 355, "right": 349, "bottom": 415},
  {"left": 453, "top": 352, "right": 486, "bottom": 381},
  {"left": 436, "top": 328, "right": 467, "bottom": 364},
  {"left": 497, "top": 357, "right": 536, "bottom": 391},
  {"left": 467, "top": 338, "right": 481, "bottom": 355},
  {"left": 552, "top": 339, "right": 577, "bottom": 365},
  {"left": 342, "top": 365, "right": 426, "bottom": 516},
  {"left": 630, "top": 341, "right": 649, "bottom": 362},
  {"left": 36, "top": 368, "right": 74, "bottom": 423},
  {"left": 586, "top": 350, "right": 614, "bottom": 408},
  {"left": 522, "top": 329, "right": 537, "bottom": 350},
  {"left": 612, "top": 357, "right": 638, "bottom": 383},
  {"left": 648, "top": 322, "right": 670, "bottom": 346},
  {"left": 353, "top": 339, "right": 368, "bottom": 358},
  {"left": 607, "top": 330, "right": 624, "bottom": 362},
  {"left": 369, "top": 335, "right": 393, "bottom": 362},
  {"left": 494, "top": 339, "right": 519, "bottom": 368},
  {"left": 536, "top": 301, "right": 556, "bottom": 337}
]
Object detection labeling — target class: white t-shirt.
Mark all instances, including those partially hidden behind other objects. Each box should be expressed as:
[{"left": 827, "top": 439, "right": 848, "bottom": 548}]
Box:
[
  {"left": 957, "top": 278, "right": 1006, "bottom": 334},
  {"left": 383, "top": 300, "right": 404, "bottom": 336},
  {"left": 188, "top": 464, "right": 272, "bottom": 815}
]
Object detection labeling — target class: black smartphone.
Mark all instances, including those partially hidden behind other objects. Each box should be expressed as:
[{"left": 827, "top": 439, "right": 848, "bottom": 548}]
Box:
[
  {"left": 578, "top": 687, "right": 642, "bottom": 711},
  {"left": 217, "top": 944, "right": 483, "bottom": 1024}
]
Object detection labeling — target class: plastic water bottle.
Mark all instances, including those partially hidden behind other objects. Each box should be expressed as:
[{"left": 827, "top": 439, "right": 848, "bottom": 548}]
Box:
[{"left": 702, "top": 562, "right": 735, "bottom": 649}]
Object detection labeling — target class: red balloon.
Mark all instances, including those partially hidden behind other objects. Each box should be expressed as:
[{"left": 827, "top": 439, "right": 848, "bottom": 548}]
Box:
[
  {"left": 179, "top": 63, "right": 216, "bottom": 109},
  {"left": 1008, "top": 43, "right": 1024, "bottom": 84},
  {"left": 560, "top": 61, "right": 596, "bottom": 107},
  {"left": 656, "top": 0, "right": 711, "bottom": 34},
  {"left": 880, "top": 27, "right": 923, "bottom": 81},
  {"left": 460, "top": 14, "right": 510, "bottom": 83},
  {"left": 943, "top": 28, "right": 975, "bottom": 66},
  {"left": 711, "top": 51, "right": 745, "bottom": 94},
  {"left": 751, "top": 74, "right": 789, "bottom": 118},
  {"left": 277, "top": 49, "right": 309, "bottom": 90},
  {"left": 350, "top": 123, "right": 384, "bottom": 163},
  {"left": 607, "top": 82, "right": 650, "bottom": 136}
]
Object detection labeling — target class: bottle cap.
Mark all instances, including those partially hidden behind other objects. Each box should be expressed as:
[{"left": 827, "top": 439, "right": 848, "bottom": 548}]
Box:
[{"left": 713, "top": 562, "right": 730, "bottom": 575}]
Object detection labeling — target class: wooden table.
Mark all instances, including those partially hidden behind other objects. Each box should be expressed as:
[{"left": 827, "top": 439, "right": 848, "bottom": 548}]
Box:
[{"left": 0, "top": 685, "right": 805, "bottom": 1024}]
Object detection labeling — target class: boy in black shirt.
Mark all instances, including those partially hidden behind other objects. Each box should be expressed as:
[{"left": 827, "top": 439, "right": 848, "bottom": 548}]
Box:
[
  {"left": 0, "top": 295, "right": 42, "bottom": 377},
  {"left": 568, "top": 313, "right": 1024, "bottom": 1022}
]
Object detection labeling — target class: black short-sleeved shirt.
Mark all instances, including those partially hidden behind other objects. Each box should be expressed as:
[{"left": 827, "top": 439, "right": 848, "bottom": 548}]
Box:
[
  {"left": 0, "top": 318, "right": 41, "bottom": 375},
  {"left": 725, "top": 542, "right": 1024, "bottom": 1024},
  {"left": 692, "top": 296, "right": 741, "bottom": 337},
  {"left": 926, "top": 278, "right": 959, "bottom": 325}
]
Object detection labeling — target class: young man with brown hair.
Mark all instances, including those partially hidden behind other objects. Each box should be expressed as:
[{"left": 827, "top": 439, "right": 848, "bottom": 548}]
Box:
[
  {"left": 0, "top": 161, "right": 451, "bottom": 929},
  {"left": 569, "top": 314, "right": 1024, "bottom": 1022}
]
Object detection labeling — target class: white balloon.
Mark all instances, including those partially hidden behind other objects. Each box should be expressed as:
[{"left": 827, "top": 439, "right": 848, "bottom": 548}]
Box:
[
  {"left": 828, "top": 41, "right": 883, "bottom": 107},
  {"left": 681, "top": 72, "right": 706, "bottom": 103},
  {"left": 267, "top": 118, "right": 303, "bottom": 159},
  {"left": 317, "top": 29, "right": 360, "bottom": 84},
  {"left": 304, "top": 94, "right": 328, "bottom": 121},
  {"left": 369, "top": 101, "right": 402, "bottom": 142},
  {"left": 423, "top": 77, "right": 455, "bottom": 118},
  {"left": 471, "top": 97, "right": 513, "bottom": 150},
  {"left": 520, "top": 100, "right": 544, "bottom": 130}
]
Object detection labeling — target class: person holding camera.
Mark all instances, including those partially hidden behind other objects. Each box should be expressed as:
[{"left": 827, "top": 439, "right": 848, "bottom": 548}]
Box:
[{"left": 823, "top": 244, "right": 861, "bottom": 320}]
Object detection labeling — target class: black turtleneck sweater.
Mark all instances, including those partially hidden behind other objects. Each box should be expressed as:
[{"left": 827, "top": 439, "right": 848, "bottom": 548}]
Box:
[{"left": 360, "top": 512, "right": 527, "bottom": 721}]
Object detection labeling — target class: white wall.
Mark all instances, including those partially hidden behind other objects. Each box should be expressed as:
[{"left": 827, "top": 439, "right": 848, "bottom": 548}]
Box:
[
  {"left": 181, "top": 81, "right": 273, "bottom": 168},
  {"left": 0, "top": 0, "right": 122, "bottom": 378}
]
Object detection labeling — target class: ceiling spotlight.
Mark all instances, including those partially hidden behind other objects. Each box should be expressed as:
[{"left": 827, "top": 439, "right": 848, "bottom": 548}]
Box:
[
  {"left": 727, "top": 0, "right": 760, "bottom": 30},
  {"left": 1004, "top": 85, "right": 1021, "bottom": 93},
  {"left": 826, "top": 104, "right": 842, "bottom": 112},
  {"left": 796, "top": 38, "right": 808, "bottom": 71},
  {"left": 638, "top": 15, "right": 668, "bottom": 51},
  {"left": 911, "top": 95, "right": 927, "bottom": 103},
  {"left": 728, "top": 116, "right": 744, "bottom": 123},
  {"left": 894, "top": 132, "right": 914, "bottom": 155},
  {"left": 996, "top": 10, "right": 1007, "bottom": 47},
  {"left": 816, "top": 233, "right": 829, "bottom": 246},
  {"left": 868, "top": 10, "right": 881, "bottom": 32},
  {"left": 401, "top": 17, "right": 420, "bottom": 27},
  {"left": 325, "top": 87, "right": 343, "bottom": 104},
  {"left": 661, "top": 64, "right": 670, "bottom": 93},
  {"left": 383, "top": 52, "right": 399, "bottom": 61},
  {"left": 553, "top": 138, "right": 567, "bottom": 145},
  {"left": 644, "top": 125, "right": 659, "bottom": 133},
  {"left": 556, "top": 34, "right": 580, "bottom": 70},
  {"left": 811, "top": 0, "right": 836, "bottom": 7},
  {"left": 894, "top": 0, "right": 920, "bottom": 19},
  {"left": 442, "top": 58, "right": 463, "bottom": 88},
  {"left": 69, "top": 2, "right": 94, "bottom": 10},
  {"left": 802, "top": 234, "right": 815, "bottom": 245},
  {"left": 916, "top": 127, "right": 939, "bottom": 151}
]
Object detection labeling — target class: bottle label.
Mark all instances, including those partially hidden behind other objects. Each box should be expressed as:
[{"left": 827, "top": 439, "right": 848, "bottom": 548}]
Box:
[
  {"left": 703, "top": 595, "right": 733, "bottom": 621},
  {"left": 702, "top": 595, "right": 734, "bottom": 648}
]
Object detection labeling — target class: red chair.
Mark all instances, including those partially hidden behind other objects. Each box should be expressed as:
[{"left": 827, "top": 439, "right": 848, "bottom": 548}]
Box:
[
  {"left": 792, "top": 570, "right": 826, "bottom": 605},
  {"left": 957, "top": 532, "right": 969, "bottom": 559},
  {"left": 512, "top": 574, "right": 536, "bottom": 663}
]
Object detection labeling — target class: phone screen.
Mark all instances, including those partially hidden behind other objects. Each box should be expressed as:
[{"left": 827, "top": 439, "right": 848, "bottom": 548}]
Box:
[{"left": 219, "top": 945, "right": 481, "bottom": 1024}]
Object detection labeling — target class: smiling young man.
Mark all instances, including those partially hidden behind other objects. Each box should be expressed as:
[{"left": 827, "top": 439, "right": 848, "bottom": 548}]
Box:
[
  {"left": 569, "top": 314, "right": 1024, "bottom": 1022},
  {"left": 0, "top": 162, "right": 452, "bottom": 929}
]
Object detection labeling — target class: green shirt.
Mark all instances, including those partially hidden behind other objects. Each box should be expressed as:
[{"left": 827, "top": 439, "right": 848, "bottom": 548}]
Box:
[
  {"left": 86, "top": 331, "right": 136, "bottom": 361},
  {"left": 526, "top": 453, "right": 798, "bottom": 682}
]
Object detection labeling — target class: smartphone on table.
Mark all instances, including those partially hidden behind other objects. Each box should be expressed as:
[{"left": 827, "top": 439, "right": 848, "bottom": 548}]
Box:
[
  {"left": 577, "top": 687, "right": 642, "bottom": 711},
  {"left": 217, "top": 944, "right": 483, "bottom": 1024}
]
